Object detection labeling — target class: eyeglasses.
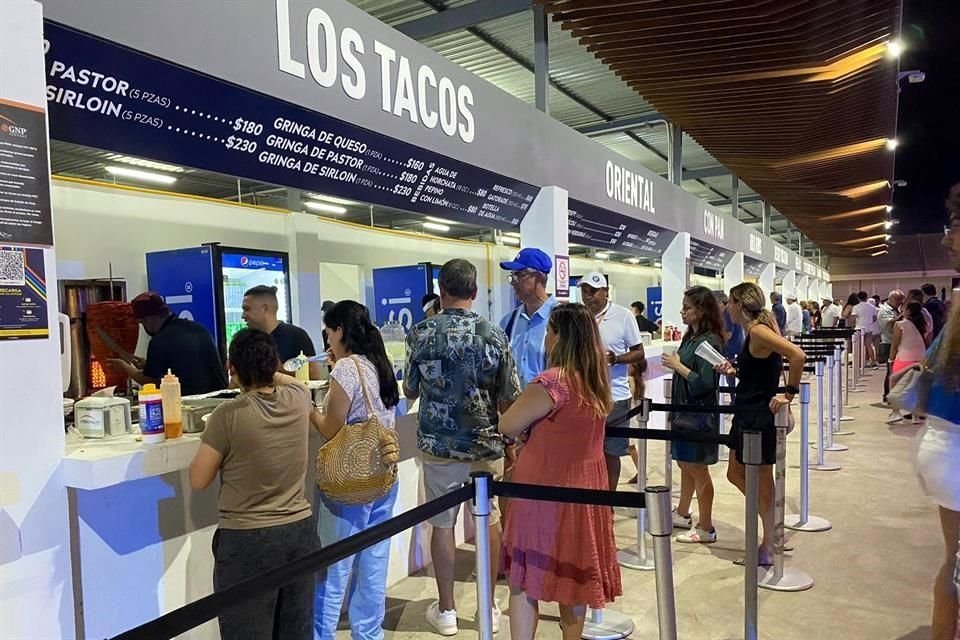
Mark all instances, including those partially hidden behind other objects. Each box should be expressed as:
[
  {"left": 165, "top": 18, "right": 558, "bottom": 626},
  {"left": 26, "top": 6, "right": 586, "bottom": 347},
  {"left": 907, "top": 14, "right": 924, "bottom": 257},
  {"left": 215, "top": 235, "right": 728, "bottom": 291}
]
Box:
[{"left": 508, "top": 270, "right": 537, "bottom": 284}]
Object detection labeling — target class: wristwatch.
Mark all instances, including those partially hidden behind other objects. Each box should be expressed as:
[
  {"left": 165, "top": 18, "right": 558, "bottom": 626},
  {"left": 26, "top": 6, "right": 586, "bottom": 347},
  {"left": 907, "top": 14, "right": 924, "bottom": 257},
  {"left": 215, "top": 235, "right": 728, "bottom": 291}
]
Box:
[{"left": 784, "top": 384, "right": 799, "bottom": 399}]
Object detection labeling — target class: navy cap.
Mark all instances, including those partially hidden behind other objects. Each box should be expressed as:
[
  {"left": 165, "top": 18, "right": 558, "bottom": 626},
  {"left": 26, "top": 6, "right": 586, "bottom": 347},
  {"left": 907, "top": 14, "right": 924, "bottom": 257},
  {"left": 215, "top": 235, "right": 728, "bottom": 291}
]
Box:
[{"left": 500, "top": 248, "right": 552, "bottom": 274}]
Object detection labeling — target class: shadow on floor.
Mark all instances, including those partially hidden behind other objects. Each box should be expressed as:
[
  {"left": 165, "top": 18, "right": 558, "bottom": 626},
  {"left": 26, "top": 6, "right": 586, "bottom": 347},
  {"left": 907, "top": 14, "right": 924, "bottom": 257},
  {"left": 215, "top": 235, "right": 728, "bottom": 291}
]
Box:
[
  {"left": 894, "top": 626, "right": 932, "bottom": 639},
  {"left": 888, "top": 423, "right": 924, "bottom": 438}
]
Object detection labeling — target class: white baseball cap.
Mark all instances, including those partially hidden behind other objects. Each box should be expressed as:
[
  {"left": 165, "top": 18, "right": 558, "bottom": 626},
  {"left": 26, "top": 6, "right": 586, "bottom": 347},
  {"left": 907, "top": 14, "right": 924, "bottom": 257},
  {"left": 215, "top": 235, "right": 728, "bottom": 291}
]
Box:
[{"left": 580, "top": 271, "right": 608, "bottom": 289}]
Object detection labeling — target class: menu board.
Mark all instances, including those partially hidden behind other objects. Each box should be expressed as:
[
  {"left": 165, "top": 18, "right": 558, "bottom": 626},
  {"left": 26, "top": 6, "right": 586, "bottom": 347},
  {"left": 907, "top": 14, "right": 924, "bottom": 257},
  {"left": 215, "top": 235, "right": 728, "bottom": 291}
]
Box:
[
  {"left": 689, "top": 238, "right": 733, "bottom": 270},
  {"left": 568, "top": 198, "right": 675, "bottom": 257},
  {"left": 43, "top": 22, "right": 539, "bottom": 230},
  {"left": 0, "top": 101, "right": 52, "bottom": 246},
  {"left": 744, "top": 257, "right": 767, "bottom": 278}
]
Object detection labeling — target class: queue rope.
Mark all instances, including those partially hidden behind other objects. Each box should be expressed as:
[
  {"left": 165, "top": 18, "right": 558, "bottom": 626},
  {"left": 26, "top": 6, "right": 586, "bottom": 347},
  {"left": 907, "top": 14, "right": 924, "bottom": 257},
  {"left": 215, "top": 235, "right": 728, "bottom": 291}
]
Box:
[
  {"left": 492, "top": 480, "right": 648, "bottom": 509},
  {"left": 605, "top": 426, "right": 736, "bottom": 448},
  {"left": 111, "top": 485, "right": 474, "bottom": 640}
]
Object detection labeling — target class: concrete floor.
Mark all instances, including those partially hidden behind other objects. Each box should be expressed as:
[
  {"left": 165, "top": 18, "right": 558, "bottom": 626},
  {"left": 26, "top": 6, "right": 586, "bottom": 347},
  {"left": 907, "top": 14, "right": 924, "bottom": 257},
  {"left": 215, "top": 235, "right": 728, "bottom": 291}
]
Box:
[{"left": 347, "top": 369, "right": 943, "bottom": 639}]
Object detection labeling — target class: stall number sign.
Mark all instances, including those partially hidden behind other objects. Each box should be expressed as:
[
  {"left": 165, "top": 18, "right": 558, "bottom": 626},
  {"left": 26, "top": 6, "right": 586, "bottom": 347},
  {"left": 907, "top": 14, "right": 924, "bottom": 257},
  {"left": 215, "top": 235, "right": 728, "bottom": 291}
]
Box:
[
  {"left": 749, "top": 233, "right": 764, "bottom": 256},
  {"left": 703, "top": 209, "right": 725, "bottom": 241},
  {"left": 555, "top": 255, "right": 570, "bottom": 298},
  {"left": 774, "top": 246, "right": 790, "bottom": 266}
]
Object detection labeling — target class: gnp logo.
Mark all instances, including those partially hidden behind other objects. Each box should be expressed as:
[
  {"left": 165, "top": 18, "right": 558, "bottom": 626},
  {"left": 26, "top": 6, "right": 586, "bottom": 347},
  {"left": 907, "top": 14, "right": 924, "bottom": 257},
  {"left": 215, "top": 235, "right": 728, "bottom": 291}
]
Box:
[{"left": 0, "top": 115, "right": 28, "bottom": 139}]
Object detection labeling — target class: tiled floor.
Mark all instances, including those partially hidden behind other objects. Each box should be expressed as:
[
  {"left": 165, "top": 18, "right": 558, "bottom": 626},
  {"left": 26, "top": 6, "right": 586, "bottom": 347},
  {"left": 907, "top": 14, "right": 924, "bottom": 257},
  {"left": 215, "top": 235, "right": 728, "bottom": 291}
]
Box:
[{"left": 349, "top": 368, "right": 942, "bottom": 639}]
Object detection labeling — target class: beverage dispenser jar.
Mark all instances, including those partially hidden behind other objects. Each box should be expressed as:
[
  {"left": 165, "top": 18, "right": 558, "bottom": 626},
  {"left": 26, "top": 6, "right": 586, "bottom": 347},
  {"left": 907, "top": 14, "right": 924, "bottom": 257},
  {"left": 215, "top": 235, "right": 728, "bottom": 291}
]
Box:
[{"left": 379, "top": 321, "right": 407, "bottom": 373}]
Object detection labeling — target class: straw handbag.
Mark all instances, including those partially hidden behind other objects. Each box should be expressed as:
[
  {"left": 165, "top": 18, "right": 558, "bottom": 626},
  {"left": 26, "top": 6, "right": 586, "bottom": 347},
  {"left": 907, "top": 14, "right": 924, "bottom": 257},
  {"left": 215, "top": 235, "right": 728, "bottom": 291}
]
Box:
[{"left": 316, "top": 357, "right": 399, "bottom": 504}]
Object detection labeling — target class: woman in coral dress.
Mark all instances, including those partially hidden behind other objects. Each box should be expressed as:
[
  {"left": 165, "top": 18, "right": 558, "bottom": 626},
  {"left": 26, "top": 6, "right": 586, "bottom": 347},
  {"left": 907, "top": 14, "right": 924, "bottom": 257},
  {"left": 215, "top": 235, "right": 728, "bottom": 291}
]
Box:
[{"left": 499, "top": 303, "right": 622, "bottom": 640}]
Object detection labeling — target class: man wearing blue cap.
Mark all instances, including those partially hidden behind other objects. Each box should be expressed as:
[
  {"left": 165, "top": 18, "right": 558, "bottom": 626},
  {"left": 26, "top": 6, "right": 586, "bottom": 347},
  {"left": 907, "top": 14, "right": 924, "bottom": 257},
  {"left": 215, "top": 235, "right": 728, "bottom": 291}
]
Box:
[{"left": 499, "top": 248, "right": 561, "bottom": 388}]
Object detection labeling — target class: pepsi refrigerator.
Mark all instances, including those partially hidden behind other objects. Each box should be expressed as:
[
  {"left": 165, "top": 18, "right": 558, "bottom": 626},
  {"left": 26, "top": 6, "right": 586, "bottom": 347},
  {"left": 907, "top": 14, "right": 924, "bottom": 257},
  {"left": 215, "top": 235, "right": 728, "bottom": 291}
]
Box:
[{"left": 146, "top": 244, "right": 292, "bottom": 357}]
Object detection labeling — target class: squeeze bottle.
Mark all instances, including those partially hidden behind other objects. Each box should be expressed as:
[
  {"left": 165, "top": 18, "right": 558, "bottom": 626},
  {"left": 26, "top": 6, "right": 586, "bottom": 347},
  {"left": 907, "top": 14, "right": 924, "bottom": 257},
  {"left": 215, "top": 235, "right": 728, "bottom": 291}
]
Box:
[
  {"left": 160, "top": 369, "right": 183, "bottom": 439},
  {"left": 295, "top": 351, "right": 310, "bottom": 382},
  {"left": 139, "top": 384, "right": 165, "bottom": 444}
]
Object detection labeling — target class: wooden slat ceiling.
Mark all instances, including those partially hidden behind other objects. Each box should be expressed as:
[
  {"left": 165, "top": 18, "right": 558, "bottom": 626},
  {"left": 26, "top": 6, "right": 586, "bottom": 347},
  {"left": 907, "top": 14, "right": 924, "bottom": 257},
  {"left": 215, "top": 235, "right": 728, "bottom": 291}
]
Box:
[{"left": 538, "top": 0, "right": 902, "bottom": 256}]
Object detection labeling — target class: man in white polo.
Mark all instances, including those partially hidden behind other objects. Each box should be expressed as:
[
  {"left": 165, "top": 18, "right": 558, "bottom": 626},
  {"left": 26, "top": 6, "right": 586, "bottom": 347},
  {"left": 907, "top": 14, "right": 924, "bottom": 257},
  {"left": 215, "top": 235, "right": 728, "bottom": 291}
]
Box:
[{"left": 579, "top": 272, "right": 645, "bottom": 491}]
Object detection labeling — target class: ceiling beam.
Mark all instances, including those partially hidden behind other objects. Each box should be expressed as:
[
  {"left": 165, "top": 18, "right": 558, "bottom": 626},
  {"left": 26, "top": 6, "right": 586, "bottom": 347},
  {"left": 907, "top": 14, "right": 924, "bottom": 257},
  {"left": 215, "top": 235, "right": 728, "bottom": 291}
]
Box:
[
  {"left": 709, "top": 194, "right": 764, "bottom": 206},
  {"left": 395, "top": 0, "right": 532, "bottom": 40},
  {"left": 574, "top": 112, "right": 667, "bottom": 136},
  {"left": 681, "top": 166, "right": 730, "bottom": 181}
]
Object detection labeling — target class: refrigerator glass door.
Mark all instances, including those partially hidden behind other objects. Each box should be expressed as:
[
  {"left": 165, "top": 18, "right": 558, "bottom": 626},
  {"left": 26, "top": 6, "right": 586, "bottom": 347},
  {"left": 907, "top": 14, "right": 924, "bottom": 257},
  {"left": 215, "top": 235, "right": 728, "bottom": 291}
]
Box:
[{"left": 219, "top": 250, "right": 290, "bottom": 347}]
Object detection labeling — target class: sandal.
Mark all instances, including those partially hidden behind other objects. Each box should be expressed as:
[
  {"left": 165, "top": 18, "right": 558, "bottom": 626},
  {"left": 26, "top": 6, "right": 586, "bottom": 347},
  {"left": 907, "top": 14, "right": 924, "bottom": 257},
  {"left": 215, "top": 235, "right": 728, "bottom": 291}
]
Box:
[{"left": 733, "top": 557, "right": 774, "bottom": 568}]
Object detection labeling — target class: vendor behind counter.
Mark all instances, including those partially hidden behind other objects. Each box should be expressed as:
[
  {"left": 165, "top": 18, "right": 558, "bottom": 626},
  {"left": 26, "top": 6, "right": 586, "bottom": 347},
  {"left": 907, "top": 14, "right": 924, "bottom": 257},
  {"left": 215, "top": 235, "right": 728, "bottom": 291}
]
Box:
[{"left": 108, "top": 292, "right": 228, "bottom": 396}]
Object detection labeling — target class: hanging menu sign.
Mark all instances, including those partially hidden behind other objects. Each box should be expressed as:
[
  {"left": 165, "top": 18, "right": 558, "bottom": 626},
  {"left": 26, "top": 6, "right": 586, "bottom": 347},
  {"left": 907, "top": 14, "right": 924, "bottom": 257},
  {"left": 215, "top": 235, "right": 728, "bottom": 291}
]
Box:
[
  {"left": 568, "top": 198, "right": 675, "bottom": 257},
  {"left": 744, "top": 256, "right": 766, "bottom": 278},
  {"left": 689, "top": 238, "right": 733, "bottom": 271},
  {"left": 42, "top": 21, "right": 539, "bottom": 230},
  {"left": 0, "top": 101, "right": 53, "bottom": 246}
]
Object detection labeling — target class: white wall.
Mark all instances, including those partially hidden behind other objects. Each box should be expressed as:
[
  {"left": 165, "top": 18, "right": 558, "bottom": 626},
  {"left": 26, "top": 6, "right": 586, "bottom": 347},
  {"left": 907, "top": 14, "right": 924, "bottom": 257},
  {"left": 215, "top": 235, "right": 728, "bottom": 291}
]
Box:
[
  {"left": 0, "top": 3, "right": 76, "bottom": 638},
  {"left": 319, "top": 262, "right": 363, "bottom": 304},
  {"left": 570, "top": 257, "right": 660, "bottom": 308}
]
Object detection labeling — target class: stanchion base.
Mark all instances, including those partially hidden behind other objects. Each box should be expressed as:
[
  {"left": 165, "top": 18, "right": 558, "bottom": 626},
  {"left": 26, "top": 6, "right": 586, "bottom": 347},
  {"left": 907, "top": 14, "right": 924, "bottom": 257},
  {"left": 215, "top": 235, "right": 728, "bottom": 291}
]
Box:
[
  {"left": 617, "top": 546, "right": 656, "bottom": 571},
  {"left": 834, "top": 429, "right": 855, "bottom": 435},
  {"left": 838, "top": 415, "right": 856, "bottom": 421},
  {"left": 785, "top": 514, "right": 832, "bottom": 532},
  {"left": 812, "top": 444, "right": 849, "bottom": 452},
  {"left": 758, "top": 566, "right": 815, "bottom": 592},
  {"left": 809, "top": 463, "right": 842, "bottom": 472},
  {"left": 581, "top": 608, "right": 635, "bottom": 640}
]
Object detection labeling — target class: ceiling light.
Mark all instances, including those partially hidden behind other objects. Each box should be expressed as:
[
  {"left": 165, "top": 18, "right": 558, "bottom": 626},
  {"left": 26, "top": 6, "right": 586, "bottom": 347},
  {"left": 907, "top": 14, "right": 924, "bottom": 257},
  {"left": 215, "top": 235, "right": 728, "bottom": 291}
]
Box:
[
  {"left": 653, "top": 261, "right": 662, "bottom": 268},
  {"left": 304, "top": 201, "right": 347, "bottom": 214},
  {"left": 107, "top": 155, "right": 184, "bottom": 173},
  {"left": 884, "top": 221, "right": 893, "bottom": 230},
  {"left": 885, "top": 205, "right": 893, "bottom": 213},
  {"left": 308, "top": 193, "right": 359, "bottom": 206},
  {"left": 505, "top": 232, "right": 522, "bottom": 239},
  {"left": 885, "top": 234, "right": 892, "bottom": 241},
  {"left": 871, "top": 250, "right": 889, "bottom": 257},
  {"left": 502, "top": 236, "right": 520, "bottom": 246},
  {"left": 426, "top": 216, "right": 456, "bottom": 225},
  {"left": 885, "top": 138, "right": 898, "bottom": 151},
  {"left": 595, "top": 251, "right": 610, "bottom": 260},
  {"left": 105, "top": 166, "right": 177, "bottom": 185},
  {"left": 886, "top": 40, "right": 903, "bottom": 59},
  {"left": 423, "top": 222, "right": 450, "bottom": 233},
  {"left": 625, "top": 257, "right": 641, "bottom": 264}
]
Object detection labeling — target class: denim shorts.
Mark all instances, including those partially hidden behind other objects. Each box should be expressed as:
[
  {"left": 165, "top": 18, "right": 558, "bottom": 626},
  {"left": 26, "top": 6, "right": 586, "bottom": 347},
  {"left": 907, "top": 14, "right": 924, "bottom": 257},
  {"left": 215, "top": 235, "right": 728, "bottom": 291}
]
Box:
[{"left": 603, "top": 400, "right": 633, "bottom": 456}]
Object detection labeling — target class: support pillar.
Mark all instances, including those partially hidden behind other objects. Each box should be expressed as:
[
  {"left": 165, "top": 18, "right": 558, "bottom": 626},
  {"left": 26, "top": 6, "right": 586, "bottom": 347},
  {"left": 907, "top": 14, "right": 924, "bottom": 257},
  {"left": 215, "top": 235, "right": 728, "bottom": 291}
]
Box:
[
  {"left": 662, "top": 232, "right": 690, "bottom": 332},
  {"left": 797, "top": 275, "right": 810, "bottom": 303},
  {"left": 759, "top": 263, "right": 776, "bottom": 301},
  {"left": 724, "top": 251, "right": 745, "bottom": 292},
  {"left": 731, "top": 175, "right": 740, "bottom": 220},
  {"left": 533, "top": 4, "right": 549, "bottom": 115},
  {"left": 668, "top": 122, "right": 683, "bottom": 186},
  {"left": 782, "top": 271, "right": 797, "bottom": 302},
  {"left": 520, "top": 186, "right": 569, "bottom": 299},
  {"left": 762, "top": 201, "right": 772, "bottom": 237}
]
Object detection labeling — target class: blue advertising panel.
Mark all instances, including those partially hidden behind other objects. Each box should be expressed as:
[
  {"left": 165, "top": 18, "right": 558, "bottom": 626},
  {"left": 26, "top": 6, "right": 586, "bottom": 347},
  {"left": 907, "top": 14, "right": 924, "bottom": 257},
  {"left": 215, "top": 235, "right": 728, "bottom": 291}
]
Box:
[
  {"left": 568, "top": 199, "right": 676, "bottom": 257},
  {"left": 43, "top": 22, "right": 539, "bottom": 230},
  {"left": 646, "top": 286, "right": 663, "bottom": 326},
  {"left": 146, "top": 247, "right": 218, "bottom": 343},
  {"left": 0, "top": 247, "right": 49, "bottom": 340},
  {"left": 372, "top": 265, "right": 429, "bottom": 330}
]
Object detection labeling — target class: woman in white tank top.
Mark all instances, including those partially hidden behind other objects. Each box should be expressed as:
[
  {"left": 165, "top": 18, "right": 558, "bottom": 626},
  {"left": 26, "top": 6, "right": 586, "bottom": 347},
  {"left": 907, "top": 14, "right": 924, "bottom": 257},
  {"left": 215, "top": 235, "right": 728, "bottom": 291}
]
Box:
[{"left": 891, "top": 302, "right": 929, "bottom": 374}]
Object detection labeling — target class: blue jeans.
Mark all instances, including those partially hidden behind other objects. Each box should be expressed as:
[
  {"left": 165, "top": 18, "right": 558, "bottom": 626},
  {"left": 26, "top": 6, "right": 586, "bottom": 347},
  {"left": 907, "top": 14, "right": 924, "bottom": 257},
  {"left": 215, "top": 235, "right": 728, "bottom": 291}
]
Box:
[{"left": 314, "top": 483, "right": 398, "bottom": 639}]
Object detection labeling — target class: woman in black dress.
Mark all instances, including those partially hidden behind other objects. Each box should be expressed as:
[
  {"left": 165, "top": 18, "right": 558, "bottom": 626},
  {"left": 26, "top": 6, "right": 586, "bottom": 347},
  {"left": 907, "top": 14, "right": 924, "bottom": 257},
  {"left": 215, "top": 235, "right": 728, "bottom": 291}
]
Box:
[{"left": 715, "top": 282, "right": 806, "bottom": 566}]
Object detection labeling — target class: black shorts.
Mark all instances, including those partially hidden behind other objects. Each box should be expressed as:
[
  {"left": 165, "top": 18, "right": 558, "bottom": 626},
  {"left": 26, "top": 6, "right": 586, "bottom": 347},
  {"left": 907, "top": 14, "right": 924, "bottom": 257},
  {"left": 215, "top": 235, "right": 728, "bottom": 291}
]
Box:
[{"left": 729, "top": 411, "right": 776, "bottom": 466}]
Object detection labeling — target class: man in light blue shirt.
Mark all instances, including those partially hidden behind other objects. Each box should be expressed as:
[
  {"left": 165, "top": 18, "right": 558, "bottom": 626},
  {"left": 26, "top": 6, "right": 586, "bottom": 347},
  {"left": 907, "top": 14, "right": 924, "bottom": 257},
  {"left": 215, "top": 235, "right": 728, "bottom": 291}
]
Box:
[{"left": 499, "top": 248, "right": 560, "bottom": 388}]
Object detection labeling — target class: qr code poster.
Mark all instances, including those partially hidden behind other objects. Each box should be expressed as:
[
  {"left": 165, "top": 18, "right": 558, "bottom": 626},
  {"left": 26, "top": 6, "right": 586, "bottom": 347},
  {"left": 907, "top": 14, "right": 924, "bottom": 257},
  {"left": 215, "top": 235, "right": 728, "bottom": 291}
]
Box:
[{"left": 0, "top": 246, "right": 49, "bottom": 340}]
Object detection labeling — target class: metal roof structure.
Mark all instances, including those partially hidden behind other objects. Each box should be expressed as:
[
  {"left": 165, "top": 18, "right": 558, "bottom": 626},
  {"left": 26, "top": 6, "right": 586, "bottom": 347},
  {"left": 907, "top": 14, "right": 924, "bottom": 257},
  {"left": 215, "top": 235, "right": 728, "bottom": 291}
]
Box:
[{"left": 352, "top": 0, "right": 903, "bottom": 259}]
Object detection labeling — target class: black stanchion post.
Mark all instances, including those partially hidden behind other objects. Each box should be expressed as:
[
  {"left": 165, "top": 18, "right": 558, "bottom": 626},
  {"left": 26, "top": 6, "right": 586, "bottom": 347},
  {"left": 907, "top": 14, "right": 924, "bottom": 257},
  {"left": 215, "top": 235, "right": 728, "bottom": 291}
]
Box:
[
  {"left": 646, "top": 485, "right": 678, "bottom": 640},
  {"left": 618, "top": 398, "right": 655, "bottom": 571},
  {"left": 718, "top": 373, "right": 733, "bottom": 462},
  {"left": 470, "top": 472, "right": 494, "bottom": 640},
  {"left": 742, "top": 430, "right": 763, "bottom": 640},
  {"left": 759, "top": 407, "right": 814, "bottom": 592},
  {"left": 834, "top": 343, "right": 855, "bottom": 436},
  {"left": 786, "top": 382, "right": 832, "bottom": 532}
]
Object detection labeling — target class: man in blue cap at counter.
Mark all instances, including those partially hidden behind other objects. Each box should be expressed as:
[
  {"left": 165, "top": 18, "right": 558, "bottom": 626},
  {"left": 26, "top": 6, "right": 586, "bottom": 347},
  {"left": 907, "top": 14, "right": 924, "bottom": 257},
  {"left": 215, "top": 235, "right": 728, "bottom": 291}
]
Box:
[{"left": 499, "top": 248, "right": 560, "bottom": 388}]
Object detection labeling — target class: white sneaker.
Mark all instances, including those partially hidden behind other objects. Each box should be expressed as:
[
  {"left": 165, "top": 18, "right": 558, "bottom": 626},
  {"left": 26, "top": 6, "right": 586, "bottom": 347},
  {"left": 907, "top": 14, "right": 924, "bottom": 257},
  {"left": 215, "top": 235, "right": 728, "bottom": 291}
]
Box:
[
  {"left": 675, "top": 525, "right": 717, "bottom": 544},
  {"left": 474, "top": 602, "right": 501, "bottom": 634},
  {"left": 426, "top": 601, "right": 458, "bottom": 636},
  {"left": 672, "top": 507, "right": 692, "bottom": 530},
  {"left": 886, "top": 410, "right": 903, "bottom": 424}
]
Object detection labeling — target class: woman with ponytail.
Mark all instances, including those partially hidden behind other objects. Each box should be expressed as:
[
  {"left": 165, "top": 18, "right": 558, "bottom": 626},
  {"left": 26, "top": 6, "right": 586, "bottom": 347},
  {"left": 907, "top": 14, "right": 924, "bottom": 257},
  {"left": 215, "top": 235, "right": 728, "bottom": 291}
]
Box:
[
  {"left": 715, "top": 282, "right": 806, "bottom": 566},
  {"left": 311, "top": 300, "right": 400, "bottom": 639},
  {"left": 912, "top": 181, "right": 960, "bottom": 639}
]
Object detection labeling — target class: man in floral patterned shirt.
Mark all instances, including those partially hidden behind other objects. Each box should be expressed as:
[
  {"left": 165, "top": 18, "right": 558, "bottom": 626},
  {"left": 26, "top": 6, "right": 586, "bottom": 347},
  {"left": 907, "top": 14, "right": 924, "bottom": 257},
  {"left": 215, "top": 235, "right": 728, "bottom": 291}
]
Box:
[{"left": 403, "top": 258, "right": 520, "bottom": 635}]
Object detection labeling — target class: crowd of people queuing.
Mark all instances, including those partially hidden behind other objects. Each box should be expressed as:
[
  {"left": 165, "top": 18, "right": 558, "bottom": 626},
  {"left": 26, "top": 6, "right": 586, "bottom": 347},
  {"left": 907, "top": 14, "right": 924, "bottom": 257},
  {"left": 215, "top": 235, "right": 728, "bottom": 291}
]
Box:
[{"left": 182, "top": 186, "right": 959, "bottom": 640}]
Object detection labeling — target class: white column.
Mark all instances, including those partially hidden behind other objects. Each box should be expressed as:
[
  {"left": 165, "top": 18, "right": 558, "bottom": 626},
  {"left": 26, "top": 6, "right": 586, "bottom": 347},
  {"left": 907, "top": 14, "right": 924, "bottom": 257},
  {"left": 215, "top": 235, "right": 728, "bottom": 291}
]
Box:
[
  {"left": 759, "top": 263, "right": 776, "bottom": 302},
  {"left": 723, "top": 251, "right": 744, "bottom": 292},
  {"left": 782, "top": 270, "right": 797, "bottom": 301},
  {"left": 520, "top": 186, "right": 569, "bottom": 299},
  {"left": 662, "top": 232, "right": 691, "bottom": 331},
  {"left": 797, "top": 275, "right": 810, "bottom": 302},
  {"left": 0, "top": 2, "right": 75, "bottom": 638},
  {"left": 285, "top": 212, "right": 323, "bottom": 348}
]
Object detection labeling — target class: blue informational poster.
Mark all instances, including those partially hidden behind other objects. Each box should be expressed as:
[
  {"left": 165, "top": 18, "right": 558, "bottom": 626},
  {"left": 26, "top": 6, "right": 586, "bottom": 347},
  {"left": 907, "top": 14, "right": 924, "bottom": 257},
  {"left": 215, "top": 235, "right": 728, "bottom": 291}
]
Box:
[
  {"left": 43, "top": 21, "right": 540, "bottom": 230},
  {"left": 0, "top": 246, "right": 49, "bottom": 340},
  {"left": 646, "top": 286, "right": 663, "bottom": 326},
  {"left": 372, "top": 265, "right": 429, "bottom": 330},
  {"left": 146, "top": 247, "right": 218, "bottom": 343}
]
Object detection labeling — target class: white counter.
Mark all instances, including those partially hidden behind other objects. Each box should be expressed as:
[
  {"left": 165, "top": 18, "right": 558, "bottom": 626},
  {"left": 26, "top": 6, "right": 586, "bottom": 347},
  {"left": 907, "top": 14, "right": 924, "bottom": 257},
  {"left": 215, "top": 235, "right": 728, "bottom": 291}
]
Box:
[{"left": 63, "top": 433, "right": 202, "bottom": 491}]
